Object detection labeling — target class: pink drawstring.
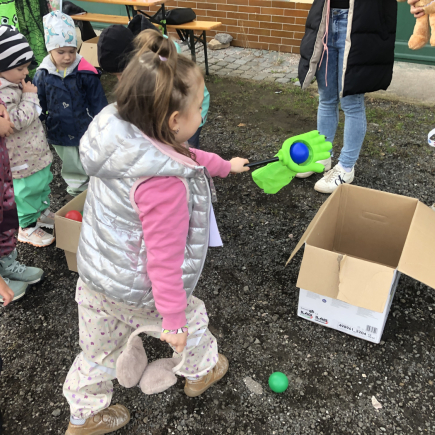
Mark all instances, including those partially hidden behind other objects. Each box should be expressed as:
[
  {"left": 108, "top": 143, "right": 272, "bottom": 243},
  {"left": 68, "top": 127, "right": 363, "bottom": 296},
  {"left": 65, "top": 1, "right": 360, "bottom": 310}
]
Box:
[{"left": 318, "top": 0, "right": 331, "bottom": 87}]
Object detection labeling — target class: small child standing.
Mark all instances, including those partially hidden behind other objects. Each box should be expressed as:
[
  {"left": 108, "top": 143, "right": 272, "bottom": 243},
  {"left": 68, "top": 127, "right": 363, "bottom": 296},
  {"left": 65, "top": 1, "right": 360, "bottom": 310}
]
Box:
[
  {"left": 33, "top": 11, "right": 108, "bottom": 196},
  {"left": 63, "top": 34, "right": 249, "bottom": 434},
  {"left": 0, "top": 100, "right": 44, "bottom": 303},
  {"left": 0, "top": 25, "right": 55, "bottom": 247}
]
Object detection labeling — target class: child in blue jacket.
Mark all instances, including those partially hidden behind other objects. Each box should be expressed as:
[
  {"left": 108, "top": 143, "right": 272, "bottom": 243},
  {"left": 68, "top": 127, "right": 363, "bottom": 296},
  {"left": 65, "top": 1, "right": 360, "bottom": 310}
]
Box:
[{"left": 33, "top": 11, "right": 108, "bottom": 196}]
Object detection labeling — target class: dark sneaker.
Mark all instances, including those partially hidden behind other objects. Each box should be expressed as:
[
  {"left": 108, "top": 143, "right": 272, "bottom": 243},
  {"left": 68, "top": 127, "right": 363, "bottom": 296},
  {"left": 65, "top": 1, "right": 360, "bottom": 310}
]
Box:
[{"left": 0, "top": 249, "right": 44, "bottom": 284}]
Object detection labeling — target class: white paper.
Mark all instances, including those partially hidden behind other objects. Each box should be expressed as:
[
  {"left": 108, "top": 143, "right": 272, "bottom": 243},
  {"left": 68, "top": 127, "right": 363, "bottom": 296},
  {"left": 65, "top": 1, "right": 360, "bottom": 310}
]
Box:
[{"left": 208, "top": 204, "right": 223, "bottom": 247}]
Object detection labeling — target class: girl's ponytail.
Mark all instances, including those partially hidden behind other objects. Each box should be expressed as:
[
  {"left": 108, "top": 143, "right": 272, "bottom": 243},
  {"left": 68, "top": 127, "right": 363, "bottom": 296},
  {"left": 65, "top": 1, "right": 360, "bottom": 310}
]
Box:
[{"left": 116, "top": 30, "right": 202, "bottom": 160}]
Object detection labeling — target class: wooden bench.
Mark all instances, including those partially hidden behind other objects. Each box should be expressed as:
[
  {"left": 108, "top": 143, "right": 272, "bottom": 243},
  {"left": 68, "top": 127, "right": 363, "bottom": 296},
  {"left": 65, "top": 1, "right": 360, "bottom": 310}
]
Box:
[{"left": 71, "top": 12, "right": 221, "bottom": 74}]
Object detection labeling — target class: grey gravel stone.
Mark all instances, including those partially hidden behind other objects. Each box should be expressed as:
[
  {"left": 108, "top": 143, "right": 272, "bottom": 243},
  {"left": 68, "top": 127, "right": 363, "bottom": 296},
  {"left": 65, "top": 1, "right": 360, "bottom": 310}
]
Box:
[
  {"left": 215, "top": 33, "right": 233, "bottom": 44},
  {"left": 51, "top": 409, "right": 61, "bottom": 417},
  {"left": 243, "top": 377, "right": 263, "bottom": 395}
]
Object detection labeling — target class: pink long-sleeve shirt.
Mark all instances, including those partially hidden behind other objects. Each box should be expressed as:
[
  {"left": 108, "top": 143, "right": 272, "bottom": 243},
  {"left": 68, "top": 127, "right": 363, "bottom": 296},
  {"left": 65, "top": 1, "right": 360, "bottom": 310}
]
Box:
[{"left": 134, "top": 149, "right": 231, "bottom": 330}]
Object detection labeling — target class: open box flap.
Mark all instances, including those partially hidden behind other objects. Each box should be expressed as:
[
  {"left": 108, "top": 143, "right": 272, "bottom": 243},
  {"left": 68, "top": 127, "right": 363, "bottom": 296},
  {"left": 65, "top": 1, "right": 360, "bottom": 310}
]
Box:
[
  {"left": 398, "top": 201, "right": 435, "bottom": 289},
  {"left": 337, "top": 255, "right": 395, "bottom": 313},
  {"left": 296, "top": 244, "right": 341, "bottom": 298},
  {"left": 287, "top": 187, "right": 341, "bottom": 265}
]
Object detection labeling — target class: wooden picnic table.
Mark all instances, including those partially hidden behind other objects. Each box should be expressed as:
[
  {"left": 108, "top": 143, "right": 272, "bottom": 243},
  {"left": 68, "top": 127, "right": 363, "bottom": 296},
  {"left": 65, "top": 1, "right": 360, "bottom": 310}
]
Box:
[
  {"left": 75, "top": 0, "right": 170, "bottom": 26},
  {"left": 70, "top": 0, "right": 222, "bottom": 74}
]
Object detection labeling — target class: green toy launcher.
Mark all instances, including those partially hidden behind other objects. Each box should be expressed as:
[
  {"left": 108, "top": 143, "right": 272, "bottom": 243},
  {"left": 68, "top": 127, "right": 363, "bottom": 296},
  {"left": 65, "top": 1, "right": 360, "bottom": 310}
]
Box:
[{"left": 245, "top": 130, "right": 331, "bottom": 194}]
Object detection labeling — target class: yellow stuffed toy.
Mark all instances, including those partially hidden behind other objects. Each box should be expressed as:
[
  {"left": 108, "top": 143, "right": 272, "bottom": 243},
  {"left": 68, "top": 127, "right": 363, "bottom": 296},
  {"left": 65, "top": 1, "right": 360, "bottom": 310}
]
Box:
[{"left": 398, "top": 0, "right": 435, "bottom": 50}]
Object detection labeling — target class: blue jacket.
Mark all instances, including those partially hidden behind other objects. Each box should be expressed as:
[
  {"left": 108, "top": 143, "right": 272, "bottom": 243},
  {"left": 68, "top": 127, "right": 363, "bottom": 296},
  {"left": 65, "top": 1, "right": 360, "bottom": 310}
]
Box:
[{"left": 33, "top": 54, "right": 108, "bottom": 147}]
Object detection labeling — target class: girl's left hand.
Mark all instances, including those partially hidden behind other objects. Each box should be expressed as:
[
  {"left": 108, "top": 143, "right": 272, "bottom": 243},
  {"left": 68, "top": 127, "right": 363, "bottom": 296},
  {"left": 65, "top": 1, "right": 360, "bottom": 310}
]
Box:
[
  {"left": 230, "top": 157, "right": 250, "bottom": 173},
  {"left": 160, "top": 331, "right": 188, "bottom": 353}
]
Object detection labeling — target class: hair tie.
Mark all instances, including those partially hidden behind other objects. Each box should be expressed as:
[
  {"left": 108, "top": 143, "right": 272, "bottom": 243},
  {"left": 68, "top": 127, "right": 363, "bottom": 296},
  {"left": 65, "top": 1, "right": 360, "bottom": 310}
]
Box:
[{"left": 159, "top": 55, "right": 167, "bottom": 61}]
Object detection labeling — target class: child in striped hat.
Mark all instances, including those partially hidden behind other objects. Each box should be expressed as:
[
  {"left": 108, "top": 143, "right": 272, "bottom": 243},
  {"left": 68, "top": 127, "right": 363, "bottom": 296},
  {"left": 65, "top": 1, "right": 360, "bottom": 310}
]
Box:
[{"left": 0, "top": 25, "right": 55, "bottom": 248}]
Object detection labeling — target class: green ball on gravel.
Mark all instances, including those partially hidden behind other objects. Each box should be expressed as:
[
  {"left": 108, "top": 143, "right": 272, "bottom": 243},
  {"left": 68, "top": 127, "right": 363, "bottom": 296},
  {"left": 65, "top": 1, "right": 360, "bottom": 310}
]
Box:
[{"left": 268, "top": 372, "right": 289, "bottom": 393}]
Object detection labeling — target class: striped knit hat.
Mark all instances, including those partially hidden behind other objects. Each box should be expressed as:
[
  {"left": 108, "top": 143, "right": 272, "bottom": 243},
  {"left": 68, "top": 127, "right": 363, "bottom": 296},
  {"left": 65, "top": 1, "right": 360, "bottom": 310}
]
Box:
[{"left": 0, "top": 25, "right": 36, "bottom": 73}]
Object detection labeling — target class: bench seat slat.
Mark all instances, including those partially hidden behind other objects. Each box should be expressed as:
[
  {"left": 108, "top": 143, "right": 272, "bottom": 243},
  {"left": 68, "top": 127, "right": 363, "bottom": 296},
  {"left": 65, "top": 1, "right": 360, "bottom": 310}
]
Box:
[
  {"left": 71, "top": 13, "right": 129, "bottom": 24},
  {"left": 71, "top": 13, "right": 221, "bottom": 31}
]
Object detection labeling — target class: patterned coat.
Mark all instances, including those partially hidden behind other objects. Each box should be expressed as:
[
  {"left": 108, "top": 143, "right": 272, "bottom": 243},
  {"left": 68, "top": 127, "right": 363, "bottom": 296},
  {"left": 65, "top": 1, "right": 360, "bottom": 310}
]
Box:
[{"left": 0, "top": 79, "right": 52, "bottom": 179}]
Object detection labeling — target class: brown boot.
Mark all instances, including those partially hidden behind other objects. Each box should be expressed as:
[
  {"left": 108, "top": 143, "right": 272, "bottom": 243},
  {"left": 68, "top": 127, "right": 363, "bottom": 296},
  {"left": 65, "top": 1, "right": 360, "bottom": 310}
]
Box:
[
  {"left": 65, "top": 404, "right": 130, "bottom": 435},
  {"left": 184, "top": 354, "right": 229, "bottom": 398}
]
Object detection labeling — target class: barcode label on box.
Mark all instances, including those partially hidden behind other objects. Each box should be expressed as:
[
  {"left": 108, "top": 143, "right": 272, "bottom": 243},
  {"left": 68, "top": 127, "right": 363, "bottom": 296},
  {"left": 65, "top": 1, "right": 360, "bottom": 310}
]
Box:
[{"left": 366, "top": 325, "right": 378, "bottom": 334}]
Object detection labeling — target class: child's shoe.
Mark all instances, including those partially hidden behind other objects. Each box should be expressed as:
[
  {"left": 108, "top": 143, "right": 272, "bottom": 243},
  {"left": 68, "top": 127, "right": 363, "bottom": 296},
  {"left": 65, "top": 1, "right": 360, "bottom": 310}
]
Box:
[
  {"left": 184, "top": 354, "right": 229, "bottom": 397},
  {"left": 37, "top": 209, "right": 55, "bottom": 229},
  {"left": 0, "top": 249, "right": 44, "bottom": 284},
  {"left": 314, "top": 164, "right": 355, "bottom": 194},
  {"left": 65, "top": 404, "right": 130, "bottom": 435},
  {"left": 0, "top": 278, "right": 28, "bottom": 302},
  {"left": 18, "top": 225, "right": 55, "bottom": 247}
]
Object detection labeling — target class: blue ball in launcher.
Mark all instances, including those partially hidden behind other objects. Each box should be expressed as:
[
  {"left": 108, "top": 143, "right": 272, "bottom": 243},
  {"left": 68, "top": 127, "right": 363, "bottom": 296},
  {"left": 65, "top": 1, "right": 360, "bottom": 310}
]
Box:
[{"left": 290, "top": 142, "right": 310, "bottom": 165}]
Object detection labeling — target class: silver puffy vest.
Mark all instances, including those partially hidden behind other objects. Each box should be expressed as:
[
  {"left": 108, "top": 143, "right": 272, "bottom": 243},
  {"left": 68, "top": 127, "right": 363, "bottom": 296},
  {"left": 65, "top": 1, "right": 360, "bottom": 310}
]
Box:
[{"left": 77, "top": 104, "right": 214, "bottom": 308}]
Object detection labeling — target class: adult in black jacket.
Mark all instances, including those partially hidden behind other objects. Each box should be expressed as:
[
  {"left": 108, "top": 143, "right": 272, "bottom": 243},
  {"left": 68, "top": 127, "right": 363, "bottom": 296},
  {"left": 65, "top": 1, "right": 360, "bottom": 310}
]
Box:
[{"left": 297, "top": 0, "right": 398, "bottom": 194}]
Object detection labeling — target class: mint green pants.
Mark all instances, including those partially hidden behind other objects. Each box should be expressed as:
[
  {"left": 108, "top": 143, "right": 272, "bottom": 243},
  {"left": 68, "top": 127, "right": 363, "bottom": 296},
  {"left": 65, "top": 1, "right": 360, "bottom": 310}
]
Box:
[
  {"left": 13, "top": 165, "right": 52, "bottom": 229},
  {"left": 52, "top": 145, "right": 89, "bottom": 196}
]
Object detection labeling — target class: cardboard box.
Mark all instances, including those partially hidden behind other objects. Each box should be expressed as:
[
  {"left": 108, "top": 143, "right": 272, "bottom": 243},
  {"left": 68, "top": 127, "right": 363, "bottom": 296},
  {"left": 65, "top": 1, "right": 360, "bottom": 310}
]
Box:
[
  {"left": 54, "top": 190, "right": 87, "bottom": 272},
  {"left": 288, "top": 184, "right": 435, "bottom": 343},
  {"left": 79, "top": 36, "right": 100, "bottom": 68}
]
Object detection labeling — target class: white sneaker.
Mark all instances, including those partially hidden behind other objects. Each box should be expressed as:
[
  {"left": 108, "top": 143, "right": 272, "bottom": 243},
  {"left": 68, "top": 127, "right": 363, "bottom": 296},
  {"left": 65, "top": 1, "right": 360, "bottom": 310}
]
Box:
[
  {"left": 37, "top": 209, "right": 55, "bottom": 229},
  {"left": 18, "top": 224, "right": 55, "bottom": 247},
  {"left": 314, "top": 164, "right": 355, "bottom": 194},
  {"left": 295, "top": 157, "right": 332, "bottom": 179}
]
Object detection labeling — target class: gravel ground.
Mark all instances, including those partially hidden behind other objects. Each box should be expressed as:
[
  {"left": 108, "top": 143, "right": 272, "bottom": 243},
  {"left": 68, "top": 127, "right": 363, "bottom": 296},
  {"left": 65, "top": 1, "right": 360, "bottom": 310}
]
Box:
[{"left": 0, "top": 75, "right": 434, "bottom": 435}]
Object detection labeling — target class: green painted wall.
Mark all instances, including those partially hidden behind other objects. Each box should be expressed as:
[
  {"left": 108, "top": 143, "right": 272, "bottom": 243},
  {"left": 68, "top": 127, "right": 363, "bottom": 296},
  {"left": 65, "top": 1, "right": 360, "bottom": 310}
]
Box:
[
  {"left": 395, "top": 2, "right": 435, "bottom": 65},
  {"left": 71, "top": 0, "right": 127, "bottom": 16}
]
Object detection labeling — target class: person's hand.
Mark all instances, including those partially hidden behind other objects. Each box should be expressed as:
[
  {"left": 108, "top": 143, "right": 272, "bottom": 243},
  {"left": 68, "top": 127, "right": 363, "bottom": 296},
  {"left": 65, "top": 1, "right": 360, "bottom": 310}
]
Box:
[
  {"left": 0, "top": 104, "right": 10, "bottom": 121},
  {"left": 408, "top": 0, "right": 425, "bottom": 18},
  {"left": 160, "top": 331, "right": 188, "bottom": 353},
  {"left": 230, "top": 157, "right": 250, "bottom": 173},
  {"left": 21, "top": 79, "right": 37, "bottom": 94},
  {"left": 0, "top": 277, "right": 14, "bottom": 307},
  {"left": 0, "top": 116, "right": 14, "bottom": 137}
]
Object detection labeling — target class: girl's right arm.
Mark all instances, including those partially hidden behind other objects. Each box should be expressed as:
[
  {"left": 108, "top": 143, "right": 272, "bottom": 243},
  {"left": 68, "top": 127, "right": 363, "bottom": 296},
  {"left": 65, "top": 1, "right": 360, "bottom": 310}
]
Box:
[{"left": 193, "top": 148, "right": 249, "bottom": 177}]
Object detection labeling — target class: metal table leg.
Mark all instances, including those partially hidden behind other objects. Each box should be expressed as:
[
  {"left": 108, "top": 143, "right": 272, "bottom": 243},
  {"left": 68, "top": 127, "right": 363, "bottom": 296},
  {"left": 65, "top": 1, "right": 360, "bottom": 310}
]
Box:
[
  {"left": 202, "top": 31, "right": 209, "bottom": 75},
  {"left": 160, "top": 3, "right": 167, "bottom": 35},
  {"left": 189, "top": 30, "right": 196, "bottom": 64},
  {"left": 138, "top": 3, "right": 167, "bottom": 35}
]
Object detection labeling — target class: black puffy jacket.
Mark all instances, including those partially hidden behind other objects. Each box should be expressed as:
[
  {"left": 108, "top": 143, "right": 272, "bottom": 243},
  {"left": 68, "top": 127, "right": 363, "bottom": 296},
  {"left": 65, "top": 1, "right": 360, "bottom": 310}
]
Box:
[{"left": 298, "top": 0, "right": 398, "bottom": 97}]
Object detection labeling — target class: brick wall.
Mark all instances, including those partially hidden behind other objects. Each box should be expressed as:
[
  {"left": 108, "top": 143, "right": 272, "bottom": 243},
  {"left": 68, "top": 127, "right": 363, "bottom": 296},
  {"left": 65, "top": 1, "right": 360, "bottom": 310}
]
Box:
[{"left": 144, "top": 1, "right": 311, "bottom": 54}]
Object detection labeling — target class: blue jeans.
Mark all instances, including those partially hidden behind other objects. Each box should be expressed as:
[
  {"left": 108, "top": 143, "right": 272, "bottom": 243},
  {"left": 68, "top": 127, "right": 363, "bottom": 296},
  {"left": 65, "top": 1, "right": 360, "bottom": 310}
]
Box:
[{"left": 316, "top": 9, "right": 367, "bottom": 168}]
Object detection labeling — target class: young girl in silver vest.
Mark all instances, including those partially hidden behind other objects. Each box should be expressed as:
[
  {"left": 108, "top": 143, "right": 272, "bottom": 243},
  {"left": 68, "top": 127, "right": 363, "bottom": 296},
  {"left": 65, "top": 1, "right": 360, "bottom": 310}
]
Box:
[{"left": 63, "top": 33, "right": 249, "bottom": 435}]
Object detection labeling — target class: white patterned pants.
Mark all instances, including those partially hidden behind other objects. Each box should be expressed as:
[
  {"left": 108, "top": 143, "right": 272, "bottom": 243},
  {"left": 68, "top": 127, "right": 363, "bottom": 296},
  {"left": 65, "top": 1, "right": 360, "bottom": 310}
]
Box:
[{"left": 63, "top": 279, "right": 218, "bottom": 419}]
